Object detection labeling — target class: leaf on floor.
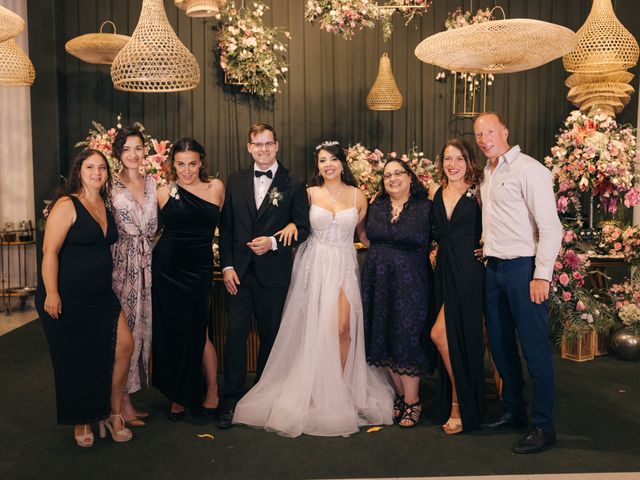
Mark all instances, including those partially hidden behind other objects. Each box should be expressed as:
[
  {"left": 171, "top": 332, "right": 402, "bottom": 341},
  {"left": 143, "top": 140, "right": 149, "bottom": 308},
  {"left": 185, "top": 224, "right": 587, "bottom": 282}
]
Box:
[
  {"left": 366, "top": 426, "right": 383, "bottom": 433},
  {"left": 197, "top": 433, "right": 215, "bottom": 439}
]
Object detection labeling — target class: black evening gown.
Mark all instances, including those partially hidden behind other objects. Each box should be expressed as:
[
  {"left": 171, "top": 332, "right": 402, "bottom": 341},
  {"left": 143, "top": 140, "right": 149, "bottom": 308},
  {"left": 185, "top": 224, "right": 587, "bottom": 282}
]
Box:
[
  {"left": 152, "top": 186, "right": 219, "bottom": 408},
  {"left": 35, "top": 195, "right": 120, "bottom": 425},
  {"left": 432, "top": 187, "right": 485, "bottom": 430},
  {"left": 362, "top": 196, "right": 435, "bottom": 377}
]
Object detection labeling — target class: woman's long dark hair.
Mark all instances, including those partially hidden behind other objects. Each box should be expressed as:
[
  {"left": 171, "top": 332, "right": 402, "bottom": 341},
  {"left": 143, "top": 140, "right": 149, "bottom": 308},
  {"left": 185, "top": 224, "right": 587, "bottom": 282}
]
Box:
[
  {"left": 377, "top": 159, "right": 427, "bottom": 201},
  {"left": 169, "top": 137, "right": 209, "bottom": 182},
  {"left": 310, "top": 143, "right": 357, "bottom": 187},
  {"left": 436, "top": 138, "right": 483, "bottom": 187},
  {"left": 49, "top": 149, "right": 112, "bottom": 209}
]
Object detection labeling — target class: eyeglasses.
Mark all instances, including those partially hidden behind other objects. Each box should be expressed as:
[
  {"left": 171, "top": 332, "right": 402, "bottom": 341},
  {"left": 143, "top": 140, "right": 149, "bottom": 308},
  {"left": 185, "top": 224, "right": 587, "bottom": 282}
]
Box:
[
  {"left": 250, "top": 141, "right": 277, "bottom": 149},
  {"left": 383, "top": 170, "right": 408, "bottom": 180}
]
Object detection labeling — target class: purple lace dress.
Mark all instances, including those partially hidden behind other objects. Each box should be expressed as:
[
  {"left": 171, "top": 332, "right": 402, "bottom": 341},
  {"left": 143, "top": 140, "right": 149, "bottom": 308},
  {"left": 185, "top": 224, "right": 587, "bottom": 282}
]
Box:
[
  {"left": 362, "top": 196, "right": 435, "bottom": 377},
  {"left": 111, "top": 175, "right": 158, "bottom": 393}
]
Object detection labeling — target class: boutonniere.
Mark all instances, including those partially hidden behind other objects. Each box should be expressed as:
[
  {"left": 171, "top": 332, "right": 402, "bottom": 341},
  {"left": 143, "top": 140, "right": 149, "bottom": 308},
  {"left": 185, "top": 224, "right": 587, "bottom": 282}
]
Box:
[
  {"left": 169, "top": 182, "right": 180, "bottom": 200},
  {"left": 269, "top": 187, "right": 284, "bottom": 206},
  {"left": 465, "top": 186, "right": 478, "bottom": 198}
]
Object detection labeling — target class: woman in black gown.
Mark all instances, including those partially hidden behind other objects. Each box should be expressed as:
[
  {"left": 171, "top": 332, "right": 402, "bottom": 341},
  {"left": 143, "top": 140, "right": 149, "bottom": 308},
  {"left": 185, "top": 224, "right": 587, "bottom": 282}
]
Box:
[
  {"left": 429, "top": 138, "right": 485, "bottom": 434},
  {"left": 36, "top": 149, "right": 134, "bottom": 447},
  {"left": 362, "top": 160, "right": 434, "bottom": 428},
  {"left": 152, "top": 138, "right": 224, "bottom": 420}
]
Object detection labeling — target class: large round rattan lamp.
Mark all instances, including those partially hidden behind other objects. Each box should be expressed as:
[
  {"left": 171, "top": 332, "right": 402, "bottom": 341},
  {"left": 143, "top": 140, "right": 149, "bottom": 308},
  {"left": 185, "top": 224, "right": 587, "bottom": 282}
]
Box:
[
  {"left": 415, "top": 18, "right": 577, "bottom": 74},
  {"left": 0, "top": 5, "right": 24, "bottom": 43},
  {"left": 367, "top": 53, "right": 403, "bottom": 111},
  {"left": 65, "top": 21, "right": 131, "bottom": 65},
  {"left": 111, "top": 0, "right": 200, "bottom": 92},
  {"left": 0, "top": 38, "right": 36, "bottom": 86}
]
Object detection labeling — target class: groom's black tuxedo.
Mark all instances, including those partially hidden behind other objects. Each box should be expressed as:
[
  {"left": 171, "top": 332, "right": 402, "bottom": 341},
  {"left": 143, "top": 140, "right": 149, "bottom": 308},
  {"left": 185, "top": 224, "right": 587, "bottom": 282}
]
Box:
[
  {"left": 219, "top": 162, "right": 310, "bottom": 286},
  {"left": 219, "top": 161, "right": 310, "bottom": 403}
]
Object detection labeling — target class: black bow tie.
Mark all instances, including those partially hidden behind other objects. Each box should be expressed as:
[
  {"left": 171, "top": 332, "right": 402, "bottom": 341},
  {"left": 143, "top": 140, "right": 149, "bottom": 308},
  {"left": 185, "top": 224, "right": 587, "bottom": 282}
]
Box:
[{"left": 255, "top": 170, "right": 273, "bottom": 179}]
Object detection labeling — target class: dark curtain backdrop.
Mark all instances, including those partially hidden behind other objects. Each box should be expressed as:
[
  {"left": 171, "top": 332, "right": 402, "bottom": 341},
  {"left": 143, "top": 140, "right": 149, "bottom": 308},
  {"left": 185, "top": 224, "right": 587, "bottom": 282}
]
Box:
[{"left": 29, "top": 0, "right": 640, "bottom": 199}]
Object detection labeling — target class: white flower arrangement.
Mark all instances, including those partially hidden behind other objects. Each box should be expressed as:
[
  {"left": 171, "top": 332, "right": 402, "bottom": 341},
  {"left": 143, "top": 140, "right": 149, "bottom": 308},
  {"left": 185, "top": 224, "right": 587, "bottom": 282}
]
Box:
[
  {"left": 269, "top": 187, "right": 283, "bottom": 206},
  {"left": 217, "top": 2, "right": 290, "bottom": 99}
]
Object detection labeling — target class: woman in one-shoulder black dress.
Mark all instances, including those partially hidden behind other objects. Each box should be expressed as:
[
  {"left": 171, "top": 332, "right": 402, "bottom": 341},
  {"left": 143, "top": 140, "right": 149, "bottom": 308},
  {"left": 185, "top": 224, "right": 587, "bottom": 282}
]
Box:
[
  {"left": 152, "top": 138, "right": 224, "bottom": 419},
  {"left": 430, "top": 139, "right": 485, "bottom": 434},
  {"left": 36, "top": 149, "right": 133, "bottom": 447}
]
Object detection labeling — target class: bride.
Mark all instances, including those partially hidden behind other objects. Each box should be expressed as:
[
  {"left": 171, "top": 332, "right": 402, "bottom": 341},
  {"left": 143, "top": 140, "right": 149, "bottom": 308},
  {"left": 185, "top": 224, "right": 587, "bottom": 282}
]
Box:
[{"left": 232, "top": 141, "right": 394, "bottom": 437}]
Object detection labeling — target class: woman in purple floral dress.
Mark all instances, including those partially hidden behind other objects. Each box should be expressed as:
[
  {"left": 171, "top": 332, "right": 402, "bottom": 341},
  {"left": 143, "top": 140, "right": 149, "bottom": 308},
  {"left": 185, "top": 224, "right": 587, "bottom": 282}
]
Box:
[{"left": 111, "top": 127, "right": 158, "bottom": 426}]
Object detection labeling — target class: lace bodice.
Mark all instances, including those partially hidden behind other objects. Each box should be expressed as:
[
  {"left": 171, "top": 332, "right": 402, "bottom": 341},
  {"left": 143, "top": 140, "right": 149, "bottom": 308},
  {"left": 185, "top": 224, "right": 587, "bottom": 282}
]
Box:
[{"left": 308, "top": 204, "right": 358, "bottom": 246}]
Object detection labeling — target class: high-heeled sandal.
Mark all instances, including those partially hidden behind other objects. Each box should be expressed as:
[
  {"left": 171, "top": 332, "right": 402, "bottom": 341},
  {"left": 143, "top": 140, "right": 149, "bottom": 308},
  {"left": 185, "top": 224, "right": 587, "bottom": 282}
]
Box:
[
  {"left": 393, "top": 395, "right": 405, "bottom": 424},
  {"left": 74, "top": 424, "right": 94, "bottom": 448},
  {"left": 134, "top": 410, "right": 150, "bottom": 419},
  {"left": 443, "top": 402, "right": 463, "bottom": 435},
  {"left": 398, "top": 401, "right": 422, "bottom": 428},
  {"left": 99, "top": 414, "right": 133, "bottom": 442},
  {"left": 123, "top": 415, "right": 146, "bottom": 427}
]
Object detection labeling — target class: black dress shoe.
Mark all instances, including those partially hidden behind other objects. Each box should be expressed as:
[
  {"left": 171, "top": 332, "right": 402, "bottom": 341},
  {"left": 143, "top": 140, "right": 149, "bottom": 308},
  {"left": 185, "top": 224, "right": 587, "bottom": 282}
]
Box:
[
  {"left": 217, "top": 406, "right": 235, "bottom": 429},
  {"left": 481, "top": 412, "right": 528, "bottom": 430},
  {"left": 512, "top": 427, "right": 556, "bottom": 454},
  {"left": 194, "top": 406, "right": 219, "bottom": 418},
  {"left": 168, "top": 410, "right": 186, "bottom": 422}
]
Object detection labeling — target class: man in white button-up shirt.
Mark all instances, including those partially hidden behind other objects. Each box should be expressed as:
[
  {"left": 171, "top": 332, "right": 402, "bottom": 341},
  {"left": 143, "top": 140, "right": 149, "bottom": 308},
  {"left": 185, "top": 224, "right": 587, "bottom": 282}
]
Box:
[{"left": 475, "top": 112, "right": 562, "bottom": 454}]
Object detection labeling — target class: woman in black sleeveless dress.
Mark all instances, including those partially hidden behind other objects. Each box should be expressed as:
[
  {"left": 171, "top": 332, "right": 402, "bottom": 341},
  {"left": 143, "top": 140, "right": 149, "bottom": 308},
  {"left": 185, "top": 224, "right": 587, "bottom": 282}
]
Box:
[
  {"left": 152, "top": 138, "right": 224, "bottom": 420},
  {"left": 36, "top": 149, "right": 134, "bottom": 447},
  {"left": 430, "top": 139, "right": 485, "bottom": 434}
]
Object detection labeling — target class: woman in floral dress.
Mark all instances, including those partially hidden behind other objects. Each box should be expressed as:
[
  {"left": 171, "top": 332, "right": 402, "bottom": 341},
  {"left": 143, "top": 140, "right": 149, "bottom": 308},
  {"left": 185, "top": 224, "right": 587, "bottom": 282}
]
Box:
[{"left": 111, "top": 126, "right": 158, "bottom": 426}]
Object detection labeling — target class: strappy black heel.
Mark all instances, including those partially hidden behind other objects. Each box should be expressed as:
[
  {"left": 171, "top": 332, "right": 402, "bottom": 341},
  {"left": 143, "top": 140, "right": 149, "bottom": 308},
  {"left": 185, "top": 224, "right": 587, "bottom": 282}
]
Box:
[
  {"left": 393, "top": 394, "right": 405, "bottom": 424},
  {"left": 398, "top": 401, "right": 422, "bottom": 428}
]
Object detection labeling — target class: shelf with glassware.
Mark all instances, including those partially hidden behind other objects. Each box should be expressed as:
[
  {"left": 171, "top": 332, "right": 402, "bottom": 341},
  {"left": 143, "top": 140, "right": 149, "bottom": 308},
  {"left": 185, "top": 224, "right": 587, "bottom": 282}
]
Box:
[{"left": 0, "top": 226, "right": 37, "bottom": 315}]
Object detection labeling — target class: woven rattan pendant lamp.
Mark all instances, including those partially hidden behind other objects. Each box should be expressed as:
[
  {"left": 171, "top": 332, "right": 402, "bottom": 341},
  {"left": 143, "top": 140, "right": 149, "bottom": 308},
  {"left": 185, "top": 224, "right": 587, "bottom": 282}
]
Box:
[
  {"left": 65, "top": 21, "right": 131, "bottom": 65},
  {"left": 562, "top": 0, "right": 639, "bottom": 116},
  {"left": 414, "top": 10, "right": 577, "bottom": 74},
  {"left": 111, "top": 0, "right": 200, "bottom": 92},
  {"left": 0, "top": 38, "right": 36, "bottom": 86},
  {"left": 186, "top": 0, "right": 222, "bottom": 18},
  {"left": 0, "top": 5, "right": 24, "bottom": 43},
  {"left": 367, "top": 53, "right": 403, "bottom": 111}
]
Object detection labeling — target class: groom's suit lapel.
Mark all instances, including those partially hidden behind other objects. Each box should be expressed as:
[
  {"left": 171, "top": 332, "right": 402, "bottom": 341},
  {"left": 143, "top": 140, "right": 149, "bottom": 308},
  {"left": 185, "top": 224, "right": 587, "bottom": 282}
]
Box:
[
  {"left": 256, "top": 162, "right": 289, "bottom": 223},
  {"left": 242, "top": 167, "right": 257, "bottom": 220}
]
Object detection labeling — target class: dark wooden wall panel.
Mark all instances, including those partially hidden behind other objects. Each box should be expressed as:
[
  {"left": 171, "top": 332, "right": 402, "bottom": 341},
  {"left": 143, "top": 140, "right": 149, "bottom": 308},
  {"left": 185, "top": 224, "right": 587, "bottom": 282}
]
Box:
[{"left": 31, "top": 0, "right": 640, "bottom": 192}]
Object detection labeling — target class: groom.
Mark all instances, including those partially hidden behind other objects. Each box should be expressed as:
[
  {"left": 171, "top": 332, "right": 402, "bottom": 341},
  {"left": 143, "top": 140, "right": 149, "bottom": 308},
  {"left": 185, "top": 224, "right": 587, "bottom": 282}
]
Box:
[{"left": 218, "top": 123, "right": 310, "bottom": 428}]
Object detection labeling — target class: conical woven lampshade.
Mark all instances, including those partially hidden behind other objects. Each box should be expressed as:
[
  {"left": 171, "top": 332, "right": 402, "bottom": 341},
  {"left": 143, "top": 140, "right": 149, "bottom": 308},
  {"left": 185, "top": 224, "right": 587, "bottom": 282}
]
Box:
[
  {"left": 563, "top": 0, "right": 639, "bottom": 74},
  {"left": 367, "top": 53, "right": 403, "bottom": 111},
  {"left": 186, "top": 0, "right": 220, "bottom": 18},
  {"left": 0, "top": 38, "right": 35, "bottom": 86},
  {"left": 111, "top": 0, "right": 200, "bottom": 92},
  {"left": 0, "top": 5, "right": 24, "bottom": 44},
  {"left": 65, "top": 21, "right": 131, "bottom": 65}
]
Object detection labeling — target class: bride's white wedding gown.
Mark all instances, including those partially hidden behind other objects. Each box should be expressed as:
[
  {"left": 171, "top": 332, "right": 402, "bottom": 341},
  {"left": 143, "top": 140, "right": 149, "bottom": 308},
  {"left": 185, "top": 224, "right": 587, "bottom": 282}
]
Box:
[{"left": 232, "top": 191, "right": 394, "bottom": 437}]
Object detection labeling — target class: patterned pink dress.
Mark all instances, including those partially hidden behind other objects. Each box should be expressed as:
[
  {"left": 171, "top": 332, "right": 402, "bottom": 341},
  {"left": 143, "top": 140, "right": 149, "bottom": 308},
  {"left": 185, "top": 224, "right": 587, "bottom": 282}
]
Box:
[{"left": 111, "top": 175, "right": 158, "bottom": 393}]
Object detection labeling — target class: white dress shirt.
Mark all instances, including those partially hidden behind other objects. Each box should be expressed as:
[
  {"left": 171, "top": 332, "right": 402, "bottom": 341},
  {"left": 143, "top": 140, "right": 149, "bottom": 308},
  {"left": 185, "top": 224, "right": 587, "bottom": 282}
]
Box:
[
  {"left": 480, "top": 145, "right": 562, "bottom": 282},
  {"left": 254, "top": 162, "right": 278, "bottom": 209}
]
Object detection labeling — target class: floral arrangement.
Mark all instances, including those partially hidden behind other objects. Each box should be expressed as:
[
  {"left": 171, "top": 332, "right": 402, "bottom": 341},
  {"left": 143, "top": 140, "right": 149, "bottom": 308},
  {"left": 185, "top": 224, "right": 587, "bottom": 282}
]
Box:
[
  {"left": 304, "top": 0, "right": 378, "bottom": 40},
  {"left": 549, "top": 230, "right": 616, "bottom": 340},
  {"left": 377, "top": 0, "right": 432, "bottom": 41},
  {"left": 599, "top": 223, "right": 640, "bottom": 264},
  {"left": 76, "top": 121, "right": 171, "bottom": 186},
  {"left": 545, "top": 110, "right": 640, "bottom": 215},
  {"left": 435, "top": 8, "right": 494, "bottom": 89},
  {"left": 346, "top": 143, "right": 386, "bottom": 198},
  {"left": 609, "top": 280, "right": 640, "bottom": 335},
  {"left": 217, "top": 2, "right": 289, "bottom": 98}
]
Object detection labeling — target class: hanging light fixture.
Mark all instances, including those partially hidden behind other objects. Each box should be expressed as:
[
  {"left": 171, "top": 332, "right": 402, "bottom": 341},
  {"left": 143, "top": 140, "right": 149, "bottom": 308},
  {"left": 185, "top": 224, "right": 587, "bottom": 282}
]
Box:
[
  {"left": 563, "top": 0, "right": 639, "bottom": 117},
  {"left": 415, "top": 8, "right": 577, "bottom": 74},
  {"left": 186, "top": 0, "right": 221, "bottom": 18},
  {"left": 65, "top": 21, "right": 131, "bottom": 65},
  {"left": 0, "top": 38, "right": 36, "bottom": 86},
  {"left": 0, "top": 5, "right": 24, "bottom": 43},
  {"left": 111, "top": 0, "right": 200, "bottom": 92},
  {"left": 366, "top": 53, "right": 403, "bottom": 111}
]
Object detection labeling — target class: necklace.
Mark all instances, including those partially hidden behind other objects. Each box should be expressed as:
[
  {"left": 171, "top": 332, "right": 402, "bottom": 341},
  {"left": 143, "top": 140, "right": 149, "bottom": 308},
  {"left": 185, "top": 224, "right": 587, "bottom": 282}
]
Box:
[
  {"left": 390, "top": 199, "right": 407, "bottom": 223},
  {"left": 323, "top": 185, "right": 344, "bottom": 203}
]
